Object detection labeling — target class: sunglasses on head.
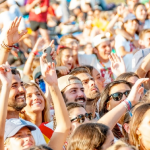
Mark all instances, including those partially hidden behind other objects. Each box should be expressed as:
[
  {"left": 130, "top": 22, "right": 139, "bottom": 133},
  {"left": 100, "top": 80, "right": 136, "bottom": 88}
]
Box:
[
  {"left": 109, "top": 90, "right": 130, "bottom": 101},
  {"left": 71, "top": 113, "right": 93, "bottom": 124}
]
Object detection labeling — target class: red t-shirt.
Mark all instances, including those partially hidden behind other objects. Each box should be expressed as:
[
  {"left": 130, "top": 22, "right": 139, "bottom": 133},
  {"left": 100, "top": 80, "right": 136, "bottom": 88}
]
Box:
[{"left": 27, "top": 0, "right": 49, "bottom": 22}]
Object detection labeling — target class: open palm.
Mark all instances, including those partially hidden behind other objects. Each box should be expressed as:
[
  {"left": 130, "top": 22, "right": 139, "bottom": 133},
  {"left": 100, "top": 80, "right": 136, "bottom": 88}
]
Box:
[
  {"left": 4, "top": 17, "right": 27, "bottom": 46},
  {"left": 109, "top": 53, "right": 126, "bottom": 77}
]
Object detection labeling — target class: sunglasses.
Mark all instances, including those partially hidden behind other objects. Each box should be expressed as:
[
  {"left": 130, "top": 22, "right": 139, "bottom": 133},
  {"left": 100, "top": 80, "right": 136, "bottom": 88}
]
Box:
[
  {"left": 109, "top": 90, "right": 130, "bottom": 101},
  {"left": 71, "top": 113, "right": 93, "bottom": 123}
]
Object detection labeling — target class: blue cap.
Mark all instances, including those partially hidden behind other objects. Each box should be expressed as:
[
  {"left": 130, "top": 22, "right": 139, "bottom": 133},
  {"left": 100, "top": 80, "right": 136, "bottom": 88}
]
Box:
[
  {"left": 4, "top": 119, "right": 36, "bottom": 141},
  {"left": 124, "top": 13, "right": 137, "bottom": 23}
]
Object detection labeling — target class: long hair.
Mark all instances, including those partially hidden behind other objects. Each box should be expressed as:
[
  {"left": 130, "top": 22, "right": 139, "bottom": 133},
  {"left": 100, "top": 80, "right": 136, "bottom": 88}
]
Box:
[
  {"left": 19, "top": 82, "right": 50, "bottom": 123},
  {"left": 129, "top": 103, "right": 150, "bottom": 149},
  {"left": 99, "top": 80, "right": 132, "bottom": 139},
  {"left": 67, "top": 123, "right": 110, "bottom": 150}
]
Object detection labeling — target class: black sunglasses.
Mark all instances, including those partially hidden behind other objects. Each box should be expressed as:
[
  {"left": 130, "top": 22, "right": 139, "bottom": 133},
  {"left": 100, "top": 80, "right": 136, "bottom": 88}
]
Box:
[
  {"left": 71, "top": 113, "right": 93, "bottom": 123},
  {"left": 109, "top": 90, "right": 130, "bottom": 101}
]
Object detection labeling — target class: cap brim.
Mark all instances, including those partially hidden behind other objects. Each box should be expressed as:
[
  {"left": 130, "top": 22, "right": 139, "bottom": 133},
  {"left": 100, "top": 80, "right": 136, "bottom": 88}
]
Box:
[{"left": 5, "top": 125, "right": 36, "bottom": 140}]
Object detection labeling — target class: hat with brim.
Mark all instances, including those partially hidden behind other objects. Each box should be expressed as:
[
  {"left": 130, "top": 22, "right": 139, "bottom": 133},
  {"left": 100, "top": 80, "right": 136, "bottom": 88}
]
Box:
[
  {"left": 123, "top": 13, "right": 137, "bottom": 23},
  {"left": 5, "top": 119, "right": 36, "bottom": 141}
]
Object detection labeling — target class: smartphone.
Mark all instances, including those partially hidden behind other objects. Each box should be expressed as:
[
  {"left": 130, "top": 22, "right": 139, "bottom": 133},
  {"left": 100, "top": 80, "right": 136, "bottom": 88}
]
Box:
[{"left": 43, "top": 46, "right": 56, "bottom": 65}]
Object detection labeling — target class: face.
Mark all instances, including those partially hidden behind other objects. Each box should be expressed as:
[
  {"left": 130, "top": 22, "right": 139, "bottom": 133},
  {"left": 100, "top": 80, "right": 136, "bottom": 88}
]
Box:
[
  {"left": 137, "top": 109, "right": 150, "bottom": 150},
  {"left": 92, "top": 68, "right": 105, "bottom": 92},
  {"left": 61, "top": 49, "right": 74, "bottom": 70},
  {"left": 140, "top": 32, "right": 150, "bottom": 48},
  {"left": 8, "top": 74, "right": 26, "bottom": 111},
  {"left": 124, "top": 20, "right": 138, "bottom": 32},
  {"left": 94, "top": 10, "right": 100, "bottom": 18},
  {"left": 95, "top": 41, "right": 111, "bottom": 63},
  {"left": 5, "top": 127, "right": 35, "bottom": 150},
  {"left": 135, "top": 5, "right": 147, "bottom": 21},
  {"left": 84, "top": 44, "right": 93, "bottom": 55},
  {"left": 127, "top": 76, "right": 138, "bottom": 84},
  {"left": 24, "top": 86, "right": 45, "bottom": 114},
  {"left": 75, "top": 73, "right": 100, "bottom": 100},
  {"left": 101, "top": 130, "right": 114, "bottom": 150},
  {"left": 107, "top": 83, "right": 131, "bottom": 111},
  {"left": 127, "top": 0, "right": 139, "bottom": 10},
  {"left": 69, "top": 107, "right": 89, "bottom": 132},
  {"left": 65, "top": 38, "right": 79, "bottom": 56},
  {"left": 63, "top": 83, "right": 87, "bottom": 106}
]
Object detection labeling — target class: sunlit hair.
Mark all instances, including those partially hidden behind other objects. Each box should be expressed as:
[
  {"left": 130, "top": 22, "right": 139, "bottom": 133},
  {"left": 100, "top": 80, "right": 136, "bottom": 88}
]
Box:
[
  {"left": 56, "top": 47, "right": 73, "bottom": 69},
  {"left": 142, "top": 90, "right": 150, "bottom": 102},
  {"left": 66, "top": 102, "right": 85, "bottom": 112},
  {"left": 133, "top": 3, "right": 146, "bottom": 14},
  {"left": 60, "top": 34, "right": 79, "bottom": 46},
  {"left": 67, "top": 123, "right": 110, "bottom": 150},
  {"left": 139, "top": 29, "right": 150, "bottom": 40},
  {"left": 129, "top": 103, "right": 150, "bottom": 149},
  {"left": 116, "top": 72, "right": 139, "bottom": 82},
  {"left": 107, "top": 140, "right": 137, "bottom": 150},
  {"left": 19, "top": 82, "right": 50, "bottom": 123}
]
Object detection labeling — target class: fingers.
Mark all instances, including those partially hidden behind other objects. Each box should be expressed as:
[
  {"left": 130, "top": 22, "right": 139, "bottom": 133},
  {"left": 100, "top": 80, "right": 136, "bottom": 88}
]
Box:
[
  {"left": 49, "top": 40, "right": 54, "bottom": 47},
  {"left": 19, "top": 30, "right": 27, "bottom": 37},
  {"left": 133, "top": 78, "right": 149, "bottom": 89},
  {"left": 16, "top": 17, "right": 22, "bottom": 27}
]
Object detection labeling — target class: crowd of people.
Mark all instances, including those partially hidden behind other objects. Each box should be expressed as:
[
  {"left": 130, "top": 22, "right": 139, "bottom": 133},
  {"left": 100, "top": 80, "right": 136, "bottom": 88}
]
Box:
[{"left": 1, "top": 0, "right": 150, "bottom": 150}]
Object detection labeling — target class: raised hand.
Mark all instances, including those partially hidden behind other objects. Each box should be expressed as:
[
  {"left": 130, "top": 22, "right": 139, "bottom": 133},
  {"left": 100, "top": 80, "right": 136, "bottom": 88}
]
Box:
[
  {"left": 127, "top": 78, "right": 149, "bottom": 106},
  {"left": 109, "top": 53, "right": 126, "bottom": 77},
  {"left": 0, "top": 62, "right": 12, "bottom": 87},
  {"left": 117, "top": 4, "right": 125, "bottom": 16},
  {"left": 4, "top": 17, "right": 27, "bottom": 46},
  {"left": 40, "top": 53, "right": 58, "bottom": 86}
]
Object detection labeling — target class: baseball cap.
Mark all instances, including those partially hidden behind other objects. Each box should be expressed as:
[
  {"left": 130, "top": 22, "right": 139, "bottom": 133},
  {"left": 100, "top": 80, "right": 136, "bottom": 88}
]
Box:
[
  {"left": 32, "top": 66, "right": 41, "bottom": 82},
  {"left": 132, "top": 48, "right": 150, "bottom": 72},
  {"left": 4, "top": 119, "right": 36, "bottom": 141},
  {"left": 92, "top": 34, "right": 109, "bottom": 48},
  {"left": 123, "top": 13, "right": 137, "bottom": 23},
  {"left": 58, "top": 75, "right": 82, "bottom": 92}
]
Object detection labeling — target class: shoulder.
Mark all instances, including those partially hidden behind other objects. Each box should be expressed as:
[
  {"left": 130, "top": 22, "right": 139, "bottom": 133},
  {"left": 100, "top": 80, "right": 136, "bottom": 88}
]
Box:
[{"left": 115, "top": 34, "right": 127, "bottom": 42}]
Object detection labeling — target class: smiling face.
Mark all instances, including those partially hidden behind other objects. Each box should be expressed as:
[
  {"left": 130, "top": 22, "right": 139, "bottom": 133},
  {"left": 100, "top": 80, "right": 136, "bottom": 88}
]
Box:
[
  {"left": 75, "top": 73, "right": 100, "bottom": 100},
  {"left": 63, "top": 82, "right": 87, "bottom": 106},
  {"left": 135, "top": 5, "right": 147, "bottom": 22},
  {"left": 24, "top": 85, "right": 45, "bottom": 114},
  {"left": 107, "top": 83, "right": 131, "bottom": 111},
  {"left": 61, "top": 49, "right": 74, "bottom": 70},
  {"left": 95, "top": 41, "right": 111, "bottom": 63},
  {"left": 124, "top": 20, "right": 138, "bottom": 33},
  {"left": 8, "top": 74, "right": 26, "bottom": 111},
  {"left": 5, "top": 127, "right": 35, "bottom": 150}
]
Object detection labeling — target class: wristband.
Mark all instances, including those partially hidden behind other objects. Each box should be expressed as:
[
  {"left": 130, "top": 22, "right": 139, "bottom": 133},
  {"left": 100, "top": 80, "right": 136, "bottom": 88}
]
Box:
[
  {"left": 124, "top": 100, "right": 131, "bottom": 111},
  {"left": 32, "top": 51, "right": 38, "bottom": 55},
  {"left": 126, "top": 99, "right": 132, "bottom": 109}
]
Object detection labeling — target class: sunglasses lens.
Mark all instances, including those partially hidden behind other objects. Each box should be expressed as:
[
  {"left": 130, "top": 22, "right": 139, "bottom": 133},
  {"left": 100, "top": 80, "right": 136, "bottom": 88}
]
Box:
[
  {"left": 124, "top": 91, "right": 130, "bottom": 97},
  {"left": 85, "top": 113, "right": 93, "bottom": 120},
  {"left": 112, "top": 93, "right": 123, "bottom": 101},
  {"left": 78, "top": 115, "right": 85, "bottom": 123}
]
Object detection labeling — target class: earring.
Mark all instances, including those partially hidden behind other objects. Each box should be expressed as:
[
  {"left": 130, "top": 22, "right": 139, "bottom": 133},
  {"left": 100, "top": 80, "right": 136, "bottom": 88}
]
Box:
[{"left": 138, "top": 135, "right": 141, "bottom": 147}]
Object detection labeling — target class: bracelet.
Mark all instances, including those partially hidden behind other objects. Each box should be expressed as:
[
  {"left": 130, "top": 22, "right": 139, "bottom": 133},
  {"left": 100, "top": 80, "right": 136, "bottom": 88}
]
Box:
[
  {"left": 2, "top": 41, "right": 14, "bottom": 48},
  {"left": 124, "top": 100, "right": 130, "bottom": 111},
  {"left": 126, "top": 99, "right": 132, "bottom": 109},
  {"left": 0, "top": 43, "right": 11, "bottom": 52},
  {"left": 123, "top": 101, "right": 128, "bottom": 111}
]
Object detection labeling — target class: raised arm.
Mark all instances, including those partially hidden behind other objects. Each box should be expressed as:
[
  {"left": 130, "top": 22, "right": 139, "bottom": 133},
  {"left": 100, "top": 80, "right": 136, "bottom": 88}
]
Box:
[
  {"left": 0, "top": 17, "right": 27, "bottom": 65},
  {"left": 0, "top": 63, "right": 12, "bottom": 150},
  {"left": 26, "top": 0, "right": 41, "bottom": 12},
  {"left": 98, "top": 78, "right": 149, "bottom": 130},
  {"left": 40, "top": 54, "right": 71, "bottom": 150}
]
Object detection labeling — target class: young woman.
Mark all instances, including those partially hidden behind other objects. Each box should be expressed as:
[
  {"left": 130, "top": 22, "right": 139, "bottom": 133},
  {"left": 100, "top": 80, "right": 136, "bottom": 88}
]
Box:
[
  {"left": 56, "top": 46, "right": 74, "bottom": 75},
  {"left": 129, "top": 103, "right": 150, "bottom": 150},
  {"left": 134, "top": 3, "right": 150, "bottom": 31},
  {"left": 99, "top": 80, "right": 133, "bottom": 139}
]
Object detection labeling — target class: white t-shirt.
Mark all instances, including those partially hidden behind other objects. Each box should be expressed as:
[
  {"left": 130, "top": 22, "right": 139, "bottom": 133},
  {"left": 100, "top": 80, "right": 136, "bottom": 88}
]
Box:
[{"left": 20, "top": 119, "right": 46, "bottom": 145}]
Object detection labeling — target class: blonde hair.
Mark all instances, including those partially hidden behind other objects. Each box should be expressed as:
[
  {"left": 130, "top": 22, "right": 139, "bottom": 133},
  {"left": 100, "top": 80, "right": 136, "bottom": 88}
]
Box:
[
  {"left": 107, "top": 140, "right": 137, "bottom": 150},
  {"left": 4, "top": 138, "right": 10, "bottom": 145},
  {"left": 139, "top": 29, "right": 150, "bottom": 40},
  {"left": 19, "top": 82, "right": 50, "bottom": 123}
]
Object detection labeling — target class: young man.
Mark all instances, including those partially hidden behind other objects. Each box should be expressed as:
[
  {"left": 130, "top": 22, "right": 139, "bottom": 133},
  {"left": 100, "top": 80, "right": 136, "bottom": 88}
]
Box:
[{"left": 58, "top": 75, "right": 87, "bottom": 107}]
